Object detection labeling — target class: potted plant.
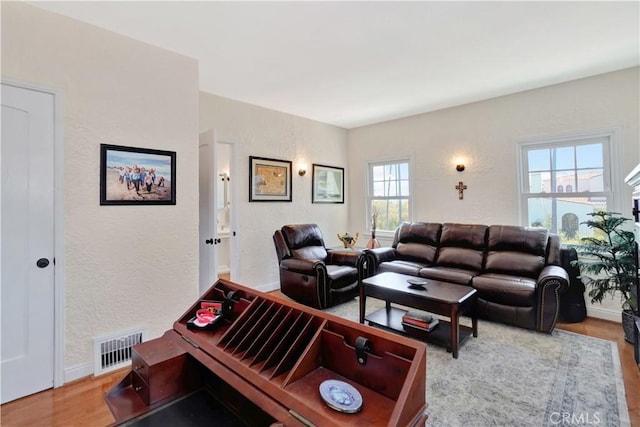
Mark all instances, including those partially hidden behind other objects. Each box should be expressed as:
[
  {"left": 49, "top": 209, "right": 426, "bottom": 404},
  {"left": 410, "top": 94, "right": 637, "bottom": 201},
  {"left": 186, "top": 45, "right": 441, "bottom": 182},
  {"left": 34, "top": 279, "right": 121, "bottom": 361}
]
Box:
[{"left": 573, "top": 211, "right": 638, "bottom": 343}]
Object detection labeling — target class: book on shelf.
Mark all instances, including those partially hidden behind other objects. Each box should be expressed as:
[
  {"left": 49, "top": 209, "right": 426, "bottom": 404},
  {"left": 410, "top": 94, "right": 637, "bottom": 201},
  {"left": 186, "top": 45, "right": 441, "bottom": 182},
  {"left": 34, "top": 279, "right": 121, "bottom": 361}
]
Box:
[
  {"left": 402, "top": 311, "right": 439, "bottom": 332},
  {"left": 402, "top": 310, "right": 433, "bottom": 324}
]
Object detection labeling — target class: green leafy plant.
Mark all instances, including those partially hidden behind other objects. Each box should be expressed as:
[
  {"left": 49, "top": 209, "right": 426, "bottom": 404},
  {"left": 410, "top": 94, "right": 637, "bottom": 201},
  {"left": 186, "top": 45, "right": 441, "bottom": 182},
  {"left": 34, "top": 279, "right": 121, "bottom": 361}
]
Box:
[{"left": 573, "top": 211, "right": 637, "bottom": 312}]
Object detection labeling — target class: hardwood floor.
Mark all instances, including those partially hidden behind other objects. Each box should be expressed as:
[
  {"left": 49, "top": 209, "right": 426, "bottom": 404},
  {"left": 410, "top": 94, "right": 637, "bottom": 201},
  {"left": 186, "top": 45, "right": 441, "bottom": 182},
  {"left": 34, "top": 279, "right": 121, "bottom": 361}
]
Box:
[
  {"left": 0, "top": 368, "right": 123, "bottom": 426},
  {"left": 1, "top": 317, "right": 638, "bottom": 427}
]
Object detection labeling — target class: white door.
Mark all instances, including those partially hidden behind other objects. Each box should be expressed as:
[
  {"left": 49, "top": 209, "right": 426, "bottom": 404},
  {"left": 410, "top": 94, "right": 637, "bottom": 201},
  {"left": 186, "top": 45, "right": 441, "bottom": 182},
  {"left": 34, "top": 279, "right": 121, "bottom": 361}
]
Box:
[
  {"left": 220, "top": 140, "right": 239, "bottom": 280},
  {"left": 199, "top": 131, "right": 239, "bottom": 295},
  {"left": 1, "top": 83, "right": 55, "bottom": 403},
  {"left": 199, "top": 130, "right": 217, "bottom": 295}
]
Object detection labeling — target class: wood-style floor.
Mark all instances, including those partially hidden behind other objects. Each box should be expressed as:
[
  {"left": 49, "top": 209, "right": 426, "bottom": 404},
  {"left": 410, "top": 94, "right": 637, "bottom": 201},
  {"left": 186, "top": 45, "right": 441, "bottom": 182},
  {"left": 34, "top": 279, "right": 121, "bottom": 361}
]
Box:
[{"left": 1, "top": 317, "right": 638, "bottom": 427}]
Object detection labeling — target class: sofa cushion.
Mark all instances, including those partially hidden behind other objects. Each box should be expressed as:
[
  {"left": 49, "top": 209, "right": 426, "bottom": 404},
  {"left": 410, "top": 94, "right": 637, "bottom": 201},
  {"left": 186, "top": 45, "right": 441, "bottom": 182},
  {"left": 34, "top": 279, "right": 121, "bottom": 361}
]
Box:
[
  {"left": 396, "top": 222, "right": 442, "bottom": 245},
  {"left": 291, "top": 246, "right": 328, "bottom": 261},
  {"left": 379, "top": 260, "right": 427, "bottom": 276},
  {"left": 326, "top": 264, "right": 358, "bottom": 280},
  {"left": 394, "top": 222, "right": 441, "bottom": 264},
  {"left": 440, "top": 223, "right": 488, "bottom": 248},
  {"left": 472, "top": 273, "right": 537, "bottom": 306},
  {"left": 396, "top": 242, "right": 438, "bottom": 264},
  {"left": 485, "top": 225, "right": 548, "bottom": 278},
  {"left": 282, "top": 223, "right": 325, "bottom": 248},
  {"left": 435, "top": 223, "right": 488, "bottom": 271},
  {"left": 419, "top": 266, "right": 476, "bottom": 285},
  {"left": 484, "top": 251, "right": 546, "bottom": 279},
  {"left": 326, "top": 265, "right": 358, "bottom": 289},
  {"left": 475, "top": 298, "right": 536, "bottom": 330},
  {"left": 281, "top": 224, "right": 328, "bottom": 261},
  {"left": 436, "top": 247, "right": 484, "bottom": 272},
  {"left": 487, "top": 225, "right": 548, "bottom": 254}
]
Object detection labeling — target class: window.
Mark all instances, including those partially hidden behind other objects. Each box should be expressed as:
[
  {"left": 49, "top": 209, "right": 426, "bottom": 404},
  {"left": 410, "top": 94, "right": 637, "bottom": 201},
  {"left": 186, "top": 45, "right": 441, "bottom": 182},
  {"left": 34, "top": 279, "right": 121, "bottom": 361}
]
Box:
[
  {"left": 368, "top": 159, "right": 411, "bottom": 233},
  {"left": 519, "top": 134, "right": 616, "bottom": 244}
]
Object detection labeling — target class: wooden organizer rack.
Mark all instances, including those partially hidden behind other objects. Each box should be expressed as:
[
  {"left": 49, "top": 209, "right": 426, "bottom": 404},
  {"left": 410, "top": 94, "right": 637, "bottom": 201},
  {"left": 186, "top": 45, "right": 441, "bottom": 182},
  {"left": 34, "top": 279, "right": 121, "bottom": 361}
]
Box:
[{"left": 106, "top": 279, "right": 428, "bottom": 426}]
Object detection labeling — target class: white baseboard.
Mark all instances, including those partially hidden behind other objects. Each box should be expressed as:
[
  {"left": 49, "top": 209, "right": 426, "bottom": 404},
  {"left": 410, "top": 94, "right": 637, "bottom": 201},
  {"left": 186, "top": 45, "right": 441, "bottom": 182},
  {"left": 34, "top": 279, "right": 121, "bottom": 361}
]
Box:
[
  {"left": 586, "top": 305, "right": 622, "bottom": 323},
  {"left": 256, "top": 281, "right": 280, "bottom": 293},
  {"left": 64, "top": 362, "right": 93, "bottom": 384}
]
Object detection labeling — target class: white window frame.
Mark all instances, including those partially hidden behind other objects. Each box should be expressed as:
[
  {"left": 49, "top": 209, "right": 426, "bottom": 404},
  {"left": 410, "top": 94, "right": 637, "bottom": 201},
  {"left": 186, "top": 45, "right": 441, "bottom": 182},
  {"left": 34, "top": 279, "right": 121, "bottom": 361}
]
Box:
[
  {"left": 516, "top": 129, "right": 623, "bottom": 236},
  {"left": 366, "top": 157, "right": 413, "bottom": 237}
]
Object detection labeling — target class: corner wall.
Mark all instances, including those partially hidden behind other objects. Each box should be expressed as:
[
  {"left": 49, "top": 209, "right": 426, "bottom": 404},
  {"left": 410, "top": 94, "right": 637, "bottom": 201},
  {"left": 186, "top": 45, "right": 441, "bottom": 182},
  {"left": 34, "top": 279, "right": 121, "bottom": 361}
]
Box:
[
  {"left": 2, "top": 2, "right": 200, "bottom": 379},
  {"left": 199, "top": 93, "right": 350, "bottom": 289}
]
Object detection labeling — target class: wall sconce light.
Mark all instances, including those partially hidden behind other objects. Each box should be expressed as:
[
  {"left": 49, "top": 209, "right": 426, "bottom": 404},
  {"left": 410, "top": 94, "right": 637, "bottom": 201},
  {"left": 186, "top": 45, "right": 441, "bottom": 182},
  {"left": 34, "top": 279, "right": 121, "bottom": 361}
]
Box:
[
  {"left": 456, "top": 163, "right": 465, "bottom": 172},
  {"left": 298, "top": 168, "right": 307, "bottom": 176}
]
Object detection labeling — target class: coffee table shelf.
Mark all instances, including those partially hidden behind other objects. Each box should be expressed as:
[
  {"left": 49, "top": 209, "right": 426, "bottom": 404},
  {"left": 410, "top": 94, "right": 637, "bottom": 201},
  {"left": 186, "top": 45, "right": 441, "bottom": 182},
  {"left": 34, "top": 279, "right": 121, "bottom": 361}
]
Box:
[{"left": 366, "top": 306, "right": 474, "bottom": 353}]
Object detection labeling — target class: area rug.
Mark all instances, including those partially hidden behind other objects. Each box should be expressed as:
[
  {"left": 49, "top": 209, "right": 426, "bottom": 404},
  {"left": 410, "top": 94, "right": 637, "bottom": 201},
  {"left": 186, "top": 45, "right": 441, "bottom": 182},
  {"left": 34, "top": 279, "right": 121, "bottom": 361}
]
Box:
[{"left": 324, "top": 298, "right": 631, "bottom": 427}]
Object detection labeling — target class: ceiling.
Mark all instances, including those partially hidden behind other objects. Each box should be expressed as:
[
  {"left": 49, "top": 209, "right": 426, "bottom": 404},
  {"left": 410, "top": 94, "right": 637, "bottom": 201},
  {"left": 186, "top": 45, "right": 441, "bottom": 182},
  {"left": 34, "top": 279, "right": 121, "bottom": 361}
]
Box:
[{"left": 29, "top": 1, "right": 640, "bottom": 129}]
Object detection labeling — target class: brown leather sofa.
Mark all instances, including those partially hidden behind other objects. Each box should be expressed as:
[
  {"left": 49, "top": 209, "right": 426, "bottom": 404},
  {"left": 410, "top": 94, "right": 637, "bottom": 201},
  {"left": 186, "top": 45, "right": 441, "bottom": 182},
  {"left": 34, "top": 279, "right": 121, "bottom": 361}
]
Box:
[
  {"left": 363, "top": 222, "right": 569, "bottom": 332},
  {"left": 273, "top": 224, "right": 362, "bottom": 309}
]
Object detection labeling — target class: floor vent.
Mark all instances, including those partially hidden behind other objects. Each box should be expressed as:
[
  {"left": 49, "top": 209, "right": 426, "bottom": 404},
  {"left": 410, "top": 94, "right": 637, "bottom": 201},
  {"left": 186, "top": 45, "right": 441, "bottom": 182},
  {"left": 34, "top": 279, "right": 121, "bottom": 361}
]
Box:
[{"left": 93, "top": 328, "right": 146, "bottom": 376}]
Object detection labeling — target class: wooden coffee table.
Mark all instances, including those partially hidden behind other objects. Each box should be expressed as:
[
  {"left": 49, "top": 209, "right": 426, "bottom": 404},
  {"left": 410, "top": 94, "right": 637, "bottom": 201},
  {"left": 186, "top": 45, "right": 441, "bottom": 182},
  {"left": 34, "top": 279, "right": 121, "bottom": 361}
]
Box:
[{"left": 360, "top": 272, "right": 478, "bottom": 358}]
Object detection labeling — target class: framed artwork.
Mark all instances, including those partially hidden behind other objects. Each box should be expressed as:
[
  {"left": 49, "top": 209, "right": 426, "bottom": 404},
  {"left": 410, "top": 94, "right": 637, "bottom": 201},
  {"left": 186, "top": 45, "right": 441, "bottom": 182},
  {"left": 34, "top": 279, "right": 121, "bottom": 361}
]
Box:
[
  {"left": 312, "top": 164, "right": 344, "bottom": 204},
  {"left": 249, "top": 156, "right": 292, "bottom": 202},
  {"left": 100, "top": 144, "right": 176, "bottom": 205}
]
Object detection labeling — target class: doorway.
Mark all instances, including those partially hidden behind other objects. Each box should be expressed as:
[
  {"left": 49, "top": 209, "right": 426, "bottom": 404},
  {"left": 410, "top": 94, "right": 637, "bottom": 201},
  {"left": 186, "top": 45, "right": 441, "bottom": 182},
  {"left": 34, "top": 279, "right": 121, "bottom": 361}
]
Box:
[
  {"left": 1, "top": 83, "right": 56, "bottom": 403},
  {"left": 198, "top": 131, "right": 238, "bottom": 295}
]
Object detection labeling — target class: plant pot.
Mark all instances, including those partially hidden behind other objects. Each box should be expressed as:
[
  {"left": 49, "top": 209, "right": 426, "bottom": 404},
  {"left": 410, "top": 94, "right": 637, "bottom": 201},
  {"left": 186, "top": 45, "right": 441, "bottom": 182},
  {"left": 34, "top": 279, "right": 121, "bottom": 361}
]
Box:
[{"left": 622, "top": 309, "right": 638, "bottom": 344}]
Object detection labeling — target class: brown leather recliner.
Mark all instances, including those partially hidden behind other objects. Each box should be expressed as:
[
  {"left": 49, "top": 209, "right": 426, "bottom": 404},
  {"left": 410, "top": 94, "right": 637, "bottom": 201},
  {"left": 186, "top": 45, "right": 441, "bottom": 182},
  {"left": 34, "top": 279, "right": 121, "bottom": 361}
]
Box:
[{"left": 273, "top": 224, "right": 362, "bottom": 309}]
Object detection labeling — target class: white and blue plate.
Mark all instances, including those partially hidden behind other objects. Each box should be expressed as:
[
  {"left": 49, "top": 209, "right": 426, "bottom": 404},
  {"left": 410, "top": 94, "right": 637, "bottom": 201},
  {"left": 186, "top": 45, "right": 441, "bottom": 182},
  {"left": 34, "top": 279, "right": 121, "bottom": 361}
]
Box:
[{"left": 319, "top": 379, "right": 363, "bottom": 413}]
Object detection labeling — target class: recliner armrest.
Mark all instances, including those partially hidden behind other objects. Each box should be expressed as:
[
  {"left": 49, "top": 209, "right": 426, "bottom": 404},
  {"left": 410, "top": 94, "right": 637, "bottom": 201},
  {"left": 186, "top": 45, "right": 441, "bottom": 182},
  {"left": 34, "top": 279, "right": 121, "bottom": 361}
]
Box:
[
  {"left": 280, "top": 258, "right": 324, "bottom": 275},
  {"left": 326, "top": 250, "right": 361, "bottom": 266}
]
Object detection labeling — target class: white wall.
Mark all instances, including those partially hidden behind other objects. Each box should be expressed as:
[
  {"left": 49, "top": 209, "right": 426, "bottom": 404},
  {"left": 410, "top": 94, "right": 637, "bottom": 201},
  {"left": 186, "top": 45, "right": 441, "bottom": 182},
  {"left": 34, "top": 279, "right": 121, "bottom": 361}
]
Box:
[
  {"left": 3, "top": 3, "right": 636, "bottom": 382},
  {"left": 2, "top": 2, "right": 200, "bottom": 379},
  {"left": 348, "top": 67, "right": 640, "bottom": 321},
  {"left": 199, "top": 93, "right": 350, "bottom": 289}
]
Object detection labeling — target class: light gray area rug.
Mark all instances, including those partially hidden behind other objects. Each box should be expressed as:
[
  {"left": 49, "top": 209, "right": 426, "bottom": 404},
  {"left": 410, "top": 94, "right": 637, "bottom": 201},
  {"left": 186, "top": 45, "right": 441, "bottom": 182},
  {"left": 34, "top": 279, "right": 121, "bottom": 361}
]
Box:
[{"left": 324, "top": 298, "right": 630, "bottom": 427}]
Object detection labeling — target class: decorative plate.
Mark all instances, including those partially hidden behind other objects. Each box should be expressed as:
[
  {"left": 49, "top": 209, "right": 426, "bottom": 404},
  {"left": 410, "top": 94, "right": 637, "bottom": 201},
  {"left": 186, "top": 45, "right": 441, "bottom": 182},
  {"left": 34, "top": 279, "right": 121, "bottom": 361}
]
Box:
[
  {"left": 407, "top": 278, "right": 428, "bottom": 289},
  {"left": 319, "top": 379, "right": 363, "bottom": 413}
]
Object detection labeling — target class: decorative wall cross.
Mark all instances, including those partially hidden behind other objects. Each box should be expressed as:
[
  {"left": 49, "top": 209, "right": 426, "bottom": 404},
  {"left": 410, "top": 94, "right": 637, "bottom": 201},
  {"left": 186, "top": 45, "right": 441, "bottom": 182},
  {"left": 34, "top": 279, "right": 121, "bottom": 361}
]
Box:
[{"left": 456, "top": 181, "right": 467, "bottom": 200}]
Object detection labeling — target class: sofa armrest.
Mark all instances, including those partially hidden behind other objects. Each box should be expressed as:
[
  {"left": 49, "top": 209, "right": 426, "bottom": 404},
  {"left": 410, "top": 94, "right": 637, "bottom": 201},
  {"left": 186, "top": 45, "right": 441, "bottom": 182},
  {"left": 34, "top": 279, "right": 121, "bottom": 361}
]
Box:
[
  {"left": 326, "top": 250, "right": 361, "bottom": 267},
  {"left": 364, "top": 247, "right": 396, "bottom": 265},
  {"left": 280, "top": 258, "right": 325, "bottom": 275},
  {"left": 536, "top": 265, "right": 570, "bottom": 332},
  {"left": 538, "top": 265, "right": 569, "bottom": 292},
  {"left": 362, "top": 247, "right": 396, "bottom": 275}
]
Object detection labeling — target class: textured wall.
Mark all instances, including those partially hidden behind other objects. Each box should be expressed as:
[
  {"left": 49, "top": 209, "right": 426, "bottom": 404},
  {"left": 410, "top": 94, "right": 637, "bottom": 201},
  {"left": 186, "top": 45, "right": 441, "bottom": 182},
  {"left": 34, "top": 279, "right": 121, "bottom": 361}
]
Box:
[
  {"left": 4, "top": 3, "right": 637, "bottom": 378},
  {"left": 2, "top": 3, "right": 200, "bottom": 372},
  {"left": 199, "top": 93, "right": 350, "bottom": 288},
  {"left": 348, "top": 67, "right": 640, "bottom": 320}
]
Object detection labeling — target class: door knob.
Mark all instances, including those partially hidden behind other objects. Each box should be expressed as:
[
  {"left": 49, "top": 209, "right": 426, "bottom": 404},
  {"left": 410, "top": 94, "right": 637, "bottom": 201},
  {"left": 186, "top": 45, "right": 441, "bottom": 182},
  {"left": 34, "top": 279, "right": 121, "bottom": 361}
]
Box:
[
  {"left": 205, "top": 238, "right": 214, "bottom": 245},
  {"left": 36, "top": 258, "right": 50, "bottom": 268}
]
